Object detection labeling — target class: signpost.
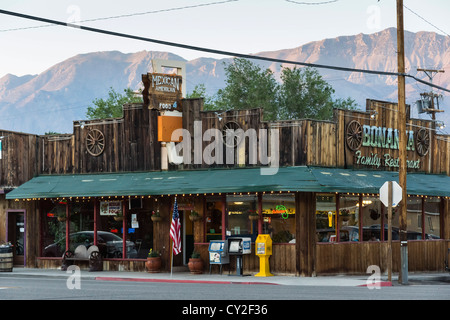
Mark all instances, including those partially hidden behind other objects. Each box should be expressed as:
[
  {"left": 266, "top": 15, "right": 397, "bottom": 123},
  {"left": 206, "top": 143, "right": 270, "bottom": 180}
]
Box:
[{"left": 379, "top": 181, "right": 402, "bottom": 282}]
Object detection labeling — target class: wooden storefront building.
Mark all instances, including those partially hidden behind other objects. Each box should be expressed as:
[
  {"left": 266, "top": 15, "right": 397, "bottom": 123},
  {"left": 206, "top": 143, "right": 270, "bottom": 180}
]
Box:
[{"left": 1, "top": 80, "right": 450, "bottom": 275}]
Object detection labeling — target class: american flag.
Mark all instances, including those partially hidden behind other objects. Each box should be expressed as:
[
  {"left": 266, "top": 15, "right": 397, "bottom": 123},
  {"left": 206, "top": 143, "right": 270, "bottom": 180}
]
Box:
[{"left": 170, "top": 197, "right": 181, "bottom": 255}]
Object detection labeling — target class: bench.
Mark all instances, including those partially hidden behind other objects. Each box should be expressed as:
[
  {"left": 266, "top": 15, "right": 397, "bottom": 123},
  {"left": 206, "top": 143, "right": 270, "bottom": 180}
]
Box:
[{"left": 62, "top": 245, "right": 103, "bottom": 272}]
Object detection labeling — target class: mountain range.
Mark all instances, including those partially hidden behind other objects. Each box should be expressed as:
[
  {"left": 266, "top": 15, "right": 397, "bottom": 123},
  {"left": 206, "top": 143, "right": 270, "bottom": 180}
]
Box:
[{"left": 0, "top": 27, "right": 449, "bottom": 134}]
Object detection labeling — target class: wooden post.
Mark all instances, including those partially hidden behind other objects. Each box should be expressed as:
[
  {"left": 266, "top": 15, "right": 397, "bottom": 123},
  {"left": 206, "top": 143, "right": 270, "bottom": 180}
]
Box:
[
  {"left": 122, "top": 200, "right": 127, "bottom": 259},
  {"left": 65, "top": 203, "right": 70, "bottom": 253},
  {"left": 93, "top": 198, "right": 98, "bottom": 246},
  {"left": 258, "top": 193, "right": 263, "bottom": 234},
  {"left": 387, "top": 181, "right": 392, "bottom": 282},
  {"left": 296, "top": 192, "right": 316, "bottom": 277},
  {"left": 397, "top": 0, "right": 408, "bottom": 285},
  {"left": 221, "top": 194, "right": 226, "bottom": 241}
]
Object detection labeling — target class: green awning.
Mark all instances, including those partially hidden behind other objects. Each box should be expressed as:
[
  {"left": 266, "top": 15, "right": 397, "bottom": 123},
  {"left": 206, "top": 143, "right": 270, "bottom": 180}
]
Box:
[
  {"left": 6, "top": 166, "right": 322, "bottom": 199},
  {"left": 6, "top": 166, "right": 450, "bottom": 200},
  {"left": 310, "top": 167, "right": 450, "bottom": 197}
]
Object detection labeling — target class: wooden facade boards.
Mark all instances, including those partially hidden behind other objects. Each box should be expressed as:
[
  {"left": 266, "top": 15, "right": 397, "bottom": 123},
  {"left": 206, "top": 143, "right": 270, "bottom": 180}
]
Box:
[{"left": 0, "top": 97, "right": 449, "bottom": 275}]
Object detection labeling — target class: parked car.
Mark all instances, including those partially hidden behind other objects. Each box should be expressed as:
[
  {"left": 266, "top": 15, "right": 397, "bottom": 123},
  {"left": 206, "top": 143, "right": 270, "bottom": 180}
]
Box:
[{"left": 43, "top": 231, "right": 137, "bottom": 258}]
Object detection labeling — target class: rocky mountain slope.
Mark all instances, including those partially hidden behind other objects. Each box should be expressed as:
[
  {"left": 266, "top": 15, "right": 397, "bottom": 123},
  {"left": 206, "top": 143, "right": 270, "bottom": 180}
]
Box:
[{"left": 0, "top": 28, "right": 448, "bottom": 134}]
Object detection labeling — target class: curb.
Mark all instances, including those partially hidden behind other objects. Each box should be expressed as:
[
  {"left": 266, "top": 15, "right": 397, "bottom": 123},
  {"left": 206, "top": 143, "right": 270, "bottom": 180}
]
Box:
[
  {"left": 357, "top": 281, "right": 393, "bottom": 288},
  {"left": 94, "top": 276, "right": 280, "bottom": 285}
]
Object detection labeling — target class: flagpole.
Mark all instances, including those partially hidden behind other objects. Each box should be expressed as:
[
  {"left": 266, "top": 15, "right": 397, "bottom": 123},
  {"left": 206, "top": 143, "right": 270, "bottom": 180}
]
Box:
[
  {"left": 170, "top": 240, "right": 174, "bottom": 278},
  {"left": 170, "top": 196, "right": 180, "bottom": 279}
]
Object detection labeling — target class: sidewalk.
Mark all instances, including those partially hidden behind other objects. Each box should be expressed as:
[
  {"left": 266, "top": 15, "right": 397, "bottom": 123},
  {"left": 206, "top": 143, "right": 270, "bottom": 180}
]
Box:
[{"left": 2, "top": 267, "right": 447, "bottom": 286}]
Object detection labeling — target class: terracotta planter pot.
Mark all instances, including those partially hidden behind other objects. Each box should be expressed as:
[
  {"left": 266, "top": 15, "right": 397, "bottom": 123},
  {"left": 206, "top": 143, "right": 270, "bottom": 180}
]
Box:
[
  {"left": 146, "top": 257, "right": 161, "bottom": 273},
  {"left": 188, "top": 258, "right": 204, "bottom": 274},
  {"left": 151, "top": 216, "right": 162, "bottom": 222},
  {"left": 189, "top": 215, "right": 201, "bottom": 222}
]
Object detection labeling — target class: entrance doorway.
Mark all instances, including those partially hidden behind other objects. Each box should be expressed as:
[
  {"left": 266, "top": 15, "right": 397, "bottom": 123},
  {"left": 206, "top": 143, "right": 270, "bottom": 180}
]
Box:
[
  {"left": 171, "top": 210, "right": 194, "bottom": 267},
  {"left": 7, "top": 210, "right": 25, "bottom": 266}
]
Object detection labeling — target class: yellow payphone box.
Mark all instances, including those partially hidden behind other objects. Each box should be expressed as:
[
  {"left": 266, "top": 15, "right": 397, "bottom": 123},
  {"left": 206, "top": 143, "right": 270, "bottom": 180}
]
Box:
[{"left": 255, "top": 234, "right": 273, "bottom": 277}]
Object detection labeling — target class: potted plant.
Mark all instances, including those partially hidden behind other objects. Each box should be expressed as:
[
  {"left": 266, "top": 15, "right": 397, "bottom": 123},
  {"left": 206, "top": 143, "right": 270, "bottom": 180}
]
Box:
[
  {"left": 57, "top": 212, "right": 67, "bottom": 222},
  {"left": 151, "top": 210, "right": 162, "bottom": 222},
  {"left": 188, "top": 251, "right": 204, "bottom": 274},
  {"left": 189, "top": 211, "right": 201, "bottom": 221},
  {"left": 145, "top": 249, "right": 161, "bottom": 273},
  {"left": 248, "top": 212, "right": 259, "bottom": 220},
  {"left": 340, "top": 209, "right": 350, "bottom": 221},
  {"left": 113, "top": 212, "right": 123, "bottom": 221}
]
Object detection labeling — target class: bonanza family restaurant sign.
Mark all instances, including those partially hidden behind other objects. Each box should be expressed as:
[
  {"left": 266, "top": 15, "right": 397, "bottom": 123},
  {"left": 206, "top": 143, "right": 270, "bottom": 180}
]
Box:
[
  {"left": 142, "top": 73, "right": 182, "bottom": 112},
  {"left": 346, "top": 121, "right": 429, "bottom": 170}
]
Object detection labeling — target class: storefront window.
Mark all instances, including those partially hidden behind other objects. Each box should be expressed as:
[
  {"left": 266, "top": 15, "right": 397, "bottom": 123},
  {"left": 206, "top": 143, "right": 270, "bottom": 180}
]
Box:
[
  {"left": 67, "top": 201, "right": 95, "bottom": 253},
  {"left": 424, "top": 197, "right": 440, "bottom": 239},
  {"left": 406, "top": 197, "right": 423, "bottom": 240},
  {"left": 316, "top": 194, "right": 336, "bottom": 242},
  {"left": 206, "top": 197, "right": 223, "bottom": 241},
  {"left": 226, "top": 195, "right": 258, "bottom": 241},
  {"left": 126, "top": 198, "right": 154, "bottom": 259},
  {"left": 97, "top": 200, "right": 127, "bottom": 258},
  {"left": 362, "top": 196, "right": 382, "bottom": 241},
  {"left": 41, "top": 200, "right": 95, "bottom": 257},
  {"left": 262, "top": 194, "right": 295, "bottom": 243},
  {"left": 339, "top": 195, "right": 360, "bottom": 242},
  {"left": 41, "top": 200, "right": 69, "bottom": 257}
]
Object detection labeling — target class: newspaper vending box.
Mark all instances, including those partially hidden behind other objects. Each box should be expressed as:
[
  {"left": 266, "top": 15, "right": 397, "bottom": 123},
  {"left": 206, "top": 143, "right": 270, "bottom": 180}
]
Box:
[
  {"left": 227, "top": 237, "right": 251, "bottom": 276},
  {"left": 255, "top": 234, "right": 273, "bottom": 277},
  {"left": 208, "top": 240, "right": 229, "bottom": 274}
]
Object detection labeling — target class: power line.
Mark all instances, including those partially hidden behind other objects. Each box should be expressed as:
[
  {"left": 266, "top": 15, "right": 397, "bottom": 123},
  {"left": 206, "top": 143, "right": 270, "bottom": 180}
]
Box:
[
  {"left": 285, "top": 0, "right": 339, "bottom": 5},
  {"left": 0, "top": 1, "right": 239, "bottom": 33},
  {"left": 403, "top": 4, "right": 449, "bottom": 37},
  {"left": 0, "top": 8, "right": 449, "bottom": 94}
]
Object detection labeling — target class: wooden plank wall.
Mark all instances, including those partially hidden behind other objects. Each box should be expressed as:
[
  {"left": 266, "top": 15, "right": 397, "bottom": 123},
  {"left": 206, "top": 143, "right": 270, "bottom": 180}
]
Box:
[
  {"left": 37, "top": 98, "right": 450, "bottom": 176},
  {"left": 0, "top": 196, "right": 39, "bottom": 267},
  {"left": 39, "top": 105, "right": 161, "bottom": 174},
  {"left": 335, "top": 100, "right": 450, "bottom": 174},
  {"left": 316, "top": 240, "right": 449, "bottom": 274},
  {"left": 0, "top": 130, "right": 38, "bottom": 187}
]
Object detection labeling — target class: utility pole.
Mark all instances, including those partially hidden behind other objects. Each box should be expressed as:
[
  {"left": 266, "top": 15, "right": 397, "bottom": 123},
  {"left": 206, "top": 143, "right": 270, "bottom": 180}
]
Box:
[
  {"left": 417, "top": 68, "right": 445, "bottom": 127},
  {"left": 396, "top": 0, "right": 408, "bottom": 285}
]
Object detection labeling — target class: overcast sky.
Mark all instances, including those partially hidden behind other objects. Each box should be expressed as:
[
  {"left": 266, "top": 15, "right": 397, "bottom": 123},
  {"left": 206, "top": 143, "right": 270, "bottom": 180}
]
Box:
[{"left": 0, "top": 0, "right": 449, "bottom": 78}]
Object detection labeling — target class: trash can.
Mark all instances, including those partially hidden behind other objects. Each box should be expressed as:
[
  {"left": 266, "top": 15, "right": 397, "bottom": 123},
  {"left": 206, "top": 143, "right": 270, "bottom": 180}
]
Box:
[{"left": 0, "top": 243, "right": 13, "bottom": 272}]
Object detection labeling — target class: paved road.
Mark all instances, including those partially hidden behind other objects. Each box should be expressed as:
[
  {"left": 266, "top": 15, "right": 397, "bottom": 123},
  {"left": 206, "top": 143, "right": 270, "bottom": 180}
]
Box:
[
  {"left": 1, "top": 274, "right": 449, "bottom": 319},
  {"left": 1, "top": 274, "right": 449, "bottom": 301}
]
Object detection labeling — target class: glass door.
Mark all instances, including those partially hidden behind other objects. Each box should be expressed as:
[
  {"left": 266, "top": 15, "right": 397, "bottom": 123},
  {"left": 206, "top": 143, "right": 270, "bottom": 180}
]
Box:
[{"left": 8, "top": 211, "right": 25, "bottom": 266}]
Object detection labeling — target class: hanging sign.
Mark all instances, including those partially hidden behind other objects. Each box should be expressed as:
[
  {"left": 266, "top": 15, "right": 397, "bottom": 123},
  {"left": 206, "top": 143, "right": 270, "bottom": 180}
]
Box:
[
  {"left": 100, "top": 201, "right": 122, "bottom": 216},
  {"left": 142, "top": 73, "right": 182, "bottom": 112}
]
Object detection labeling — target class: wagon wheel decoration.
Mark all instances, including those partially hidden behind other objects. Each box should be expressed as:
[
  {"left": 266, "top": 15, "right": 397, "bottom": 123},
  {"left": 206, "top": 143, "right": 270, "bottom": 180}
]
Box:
[
  {"left": 345, "top": 120, "right": 363, "bottom": 151},
  {"left": 415, "top": 128, "right": 430, "bottom": 157},
  {"left": 222, "top": 121, "right": 242, "bottom": 147},
  {"left": 86, "top": 129, "right": 105, "bottom": 156}
]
